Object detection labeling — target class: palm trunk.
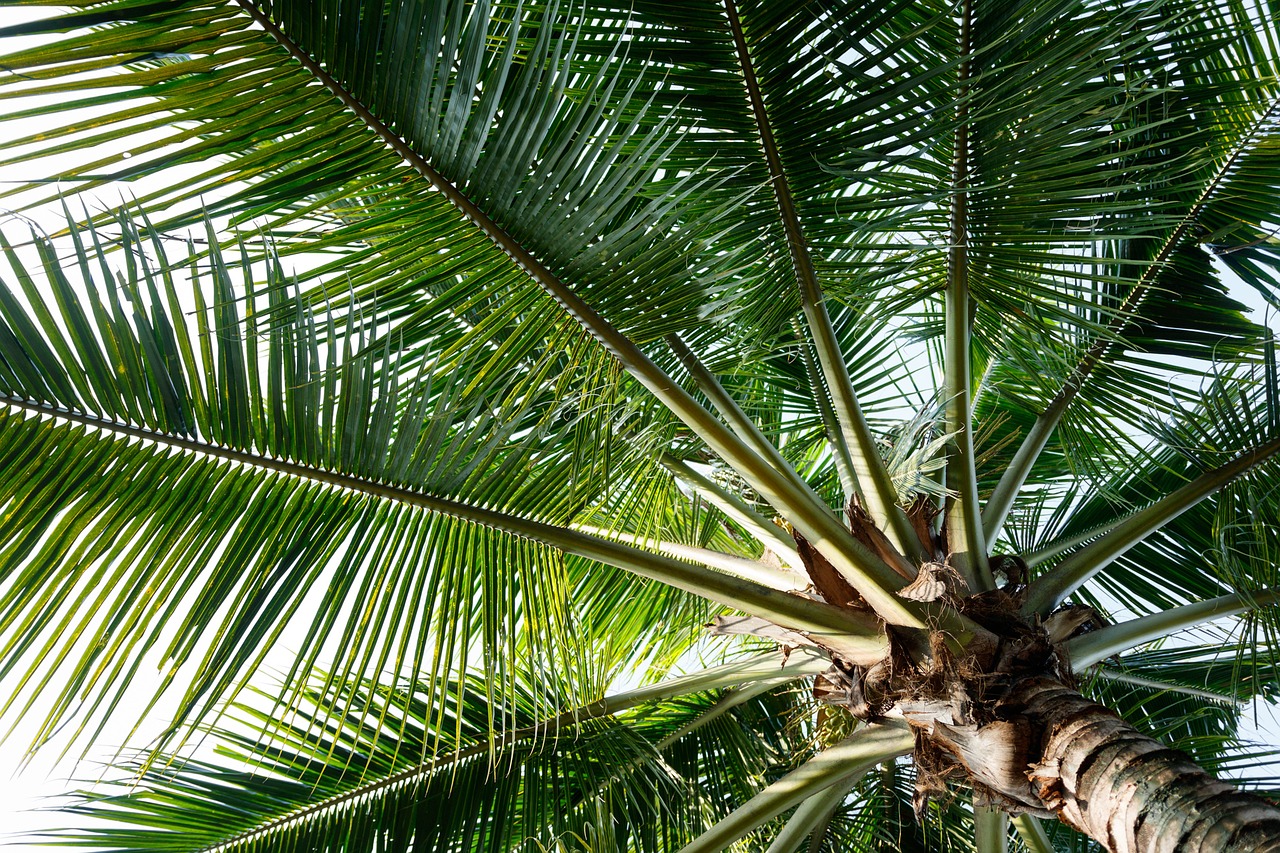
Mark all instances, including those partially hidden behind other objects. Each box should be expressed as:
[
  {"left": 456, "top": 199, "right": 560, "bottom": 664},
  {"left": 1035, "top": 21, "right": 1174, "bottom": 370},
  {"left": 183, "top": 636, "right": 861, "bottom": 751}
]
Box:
[{"left": 1006, "top": 677, "right": 1280, "bottom": 853}]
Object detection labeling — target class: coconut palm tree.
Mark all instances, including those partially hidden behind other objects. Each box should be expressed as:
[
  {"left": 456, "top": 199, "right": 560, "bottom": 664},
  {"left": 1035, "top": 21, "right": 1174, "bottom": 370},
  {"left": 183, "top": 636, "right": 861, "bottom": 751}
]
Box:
[{"left": 2, "top": 0, "right": 1280, "bottom": 849}]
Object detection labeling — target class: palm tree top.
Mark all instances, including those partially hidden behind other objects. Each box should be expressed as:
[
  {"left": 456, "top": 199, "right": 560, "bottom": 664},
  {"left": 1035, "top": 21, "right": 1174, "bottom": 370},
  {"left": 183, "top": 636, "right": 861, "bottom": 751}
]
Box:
[{"left": 1, "top": 0, "right": 1280, "bottom": 849}]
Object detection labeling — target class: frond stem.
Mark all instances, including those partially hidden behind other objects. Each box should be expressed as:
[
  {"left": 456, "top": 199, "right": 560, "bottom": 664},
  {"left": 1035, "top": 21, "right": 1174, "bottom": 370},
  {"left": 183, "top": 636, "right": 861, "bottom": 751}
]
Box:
[
  {"left": 659, "top": 454, "right": 804, "bottom": 568},
  {"left": 975, "top": 804, "right": 1009, "bottom": 853},
  {"left": 0, "top": 396, "right": 887, "bottom": 660},
  {"left": 1093, "top": 668, "right": 1240, "bottom": 705},
  {"left": 1068, "top": 588, "right": 1280, "bottom": 668},
  {"left": 944, "top": 0, "right": 991, "bottom": 590},
  {"left": 791, "top": 316, "right": 859, "bottom": 499},
  {"left": 721, "top": 0, "right": 919, "bottom": 560},
  {"left": 1012, "top": 815, "right": 1055, "bottom": 853},
  {"left": 763, "top": 777, "right": 854, "bottom": 853},
  {"left": 665, "top": 333, "right": 912, "bottom": 581},
  {"left": 664, "top": 333, "right": 839, "bottom": 521},
  {"left": 570, "top": 523, "right": 807, "bottom": 590}
]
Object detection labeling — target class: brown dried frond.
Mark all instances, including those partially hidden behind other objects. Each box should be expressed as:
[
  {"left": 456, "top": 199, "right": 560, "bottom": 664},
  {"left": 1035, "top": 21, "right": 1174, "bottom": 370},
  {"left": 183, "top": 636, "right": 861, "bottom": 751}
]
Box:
[
  {"left": 845, "top": 501, "right": 913, "bottom": 578},
  {"left": 791, "top": 530, "right": 868, "bottom": 611},
  {"left": 905, "top": 495, "right": 942, "bottom": 559}
]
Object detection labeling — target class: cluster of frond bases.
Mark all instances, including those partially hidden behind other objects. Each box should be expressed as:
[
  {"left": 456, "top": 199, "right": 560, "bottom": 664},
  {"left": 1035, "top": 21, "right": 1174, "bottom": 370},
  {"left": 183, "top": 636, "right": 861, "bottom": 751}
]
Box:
[{"left": 738, "top": 502, "right": 1160, "bottom": 810}]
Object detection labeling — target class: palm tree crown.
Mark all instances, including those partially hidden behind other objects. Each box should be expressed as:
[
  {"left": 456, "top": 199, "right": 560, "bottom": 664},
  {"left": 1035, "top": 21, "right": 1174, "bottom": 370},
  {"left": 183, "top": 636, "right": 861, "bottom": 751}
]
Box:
[{"left": 2, "top": 0, "right": 1280, "bottom": 850}]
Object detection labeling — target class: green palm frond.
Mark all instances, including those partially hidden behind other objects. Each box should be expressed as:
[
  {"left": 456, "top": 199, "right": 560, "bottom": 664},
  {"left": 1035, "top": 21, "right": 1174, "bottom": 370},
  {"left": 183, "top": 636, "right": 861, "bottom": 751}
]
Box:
[
  {"left": 53, "top": 663, "right": 820, "bottom": 852},
  {"left": 1020, "top": 351, "right": 1280, "bottom": 618},
  {"left": 0, "top": 210, "right": 611, "bottom": 756},
  {"left": 0, "top": 204, "right": 895, "bottom": 761}
]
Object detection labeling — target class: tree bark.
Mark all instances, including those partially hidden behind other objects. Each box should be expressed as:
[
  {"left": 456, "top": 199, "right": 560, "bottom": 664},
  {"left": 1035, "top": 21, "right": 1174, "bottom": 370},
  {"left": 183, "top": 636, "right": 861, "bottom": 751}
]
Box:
[{"left": 1007, "top": 677, "right": 1280, "bottom": 853}]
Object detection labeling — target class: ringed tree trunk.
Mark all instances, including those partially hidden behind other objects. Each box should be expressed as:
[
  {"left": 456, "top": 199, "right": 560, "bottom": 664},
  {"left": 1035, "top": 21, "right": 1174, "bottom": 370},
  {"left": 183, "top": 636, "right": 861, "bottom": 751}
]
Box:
[
  {"left": 907, "top": 671, "right": 1280, "bottom": 853},
  {"left": 1014, "top": 678, "right": 1280, "bottom": 853}
]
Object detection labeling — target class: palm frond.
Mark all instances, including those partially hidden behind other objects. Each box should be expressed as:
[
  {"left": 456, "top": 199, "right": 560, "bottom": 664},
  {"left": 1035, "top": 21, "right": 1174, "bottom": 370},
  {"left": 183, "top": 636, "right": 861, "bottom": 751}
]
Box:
[
  {"left": 53, "top": 665, "right": 821, "bottom": 852},
  {"left": 0, "top": 210, "right": 610, "bottom": 756},
  {"left": 1024, "top": 352, "right": 1280, "bottom": 615}
]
